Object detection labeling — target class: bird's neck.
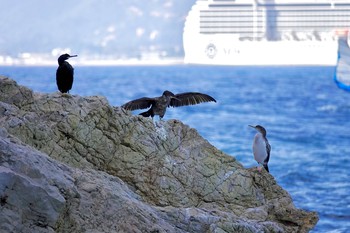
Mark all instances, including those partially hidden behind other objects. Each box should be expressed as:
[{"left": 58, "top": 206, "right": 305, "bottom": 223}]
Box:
[
  {"left": 161, "top": 95, "right": 171, "bottom": 104},
  {"left": 255, "top": 133, "right": 265, "bottom": 141},
  {"left": 58, "top": 59, "right": 67, "bottom": 66}
]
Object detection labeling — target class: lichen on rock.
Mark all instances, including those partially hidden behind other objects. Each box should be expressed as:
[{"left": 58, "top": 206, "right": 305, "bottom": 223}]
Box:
[{"left": 0, "top": 76, "right": 318, "bottom": 232}]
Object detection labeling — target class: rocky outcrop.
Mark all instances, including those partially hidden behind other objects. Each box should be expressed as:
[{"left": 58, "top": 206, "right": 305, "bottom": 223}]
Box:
[{"left": 0, "top": 76, "right": 318, "bottom": 232}]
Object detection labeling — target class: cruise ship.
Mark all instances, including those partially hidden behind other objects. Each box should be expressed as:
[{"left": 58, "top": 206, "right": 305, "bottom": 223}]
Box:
[{"left": 183, "top": 0, "right": 350, "bottom": 65}]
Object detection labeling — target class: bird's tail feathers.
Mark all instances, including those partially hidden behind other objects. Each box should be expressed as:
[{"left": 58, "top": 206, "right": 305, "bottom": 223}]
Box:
[
  {"left": 263, "top": 164, "right": 269, "bottom": 173},
  {"left": 139, "top": 109, "right": 152, "bottom": 117}
]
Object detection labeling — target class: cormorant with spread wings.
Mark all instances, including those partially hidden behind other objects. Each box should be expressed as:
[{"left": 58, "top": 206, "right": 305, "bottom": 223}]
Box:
[{"left": 122, "top": 90, "right": 216, "bottom": 120}]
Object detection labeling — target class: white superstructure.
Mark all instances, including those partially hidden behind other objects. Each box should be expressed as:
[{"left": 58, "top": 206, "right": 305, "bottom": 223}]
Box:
[{"left": 183, "top": 0, "right": 350, "bottom": 65}]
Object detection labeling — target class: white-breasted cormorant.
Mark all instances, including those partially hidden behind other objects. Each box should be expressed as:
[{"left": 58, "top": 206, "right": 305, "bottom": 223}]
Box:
[
  {"left": 56, "top": 53, "right": 77, "bottom": 93},
  {"left": 249, "top": 125, "right": 271, "bottom": 173},
  {"left": 122, "top": 90, "right": 216, "bottom": 120}
]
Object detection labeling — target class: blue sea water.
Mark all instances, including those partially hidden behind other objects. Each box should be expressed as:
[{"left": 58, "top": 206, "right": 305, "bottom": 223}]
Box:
[{"left": 1, "top": 65, "right": 350, "bottom": 232}]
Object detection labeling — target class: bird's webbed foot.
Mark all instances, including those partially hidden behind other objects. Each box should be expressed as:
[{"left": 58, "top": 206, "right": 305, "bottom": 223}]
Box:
[{"left": 61, "top": 92, "right": 72, "bottom": 98}]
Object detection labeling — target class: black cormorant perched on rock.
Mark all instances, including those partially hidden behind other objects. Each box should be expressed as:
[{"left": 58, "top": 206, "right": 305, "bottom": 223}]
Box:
[
  {"left": 249, "top": 125, "right": 271, "bottom": 173},
  {"left": 122, "top": 90, "right": 216, "bottom": 120},
  {"left": 56, "top": 53, "right": 77, "bottom": 93}
]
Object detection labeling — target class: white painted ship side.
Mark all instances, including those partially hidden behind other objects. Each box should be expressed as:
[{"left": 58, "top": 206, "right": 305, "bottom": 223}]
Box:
[{"left": 183, "top": 0, "right": 350, "bottom": 66}]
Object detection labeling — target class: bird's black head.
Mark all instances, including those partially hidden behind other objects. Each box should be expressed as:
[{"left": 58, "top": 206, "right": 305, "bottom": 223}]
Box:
[
  {"left": 58, "top": 53, "right": 78, "bottom": 64},
  {"left": 249, "top": 125, "right": 267, "bottom": 136},
  {"left": 163, "top": 90, "right": 175, "bottom": 97}
]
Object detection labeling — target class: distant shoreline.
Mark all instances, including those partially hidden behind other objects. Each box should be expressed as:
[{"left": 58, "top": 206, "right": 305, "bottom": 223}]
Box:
[{"left": 0, "top": 57, "right": 185, "bottom": 67}]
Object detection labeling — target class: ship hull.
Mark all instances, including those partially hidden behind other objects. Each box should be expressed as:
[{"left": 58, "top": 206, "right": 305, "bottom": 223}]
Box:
[
  {"left": 184, "top": 35, "right": 339, "bottom": 66},
  {"left": 183, "top": 0, "right": 350, "bottom": 66}
]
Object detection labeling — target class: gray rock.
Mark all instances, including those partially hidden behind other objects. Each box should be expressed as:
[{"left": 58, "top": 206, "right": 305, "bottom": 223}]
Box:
[{"left": 0, "top": 76, "right": 318, "bottom": 232}]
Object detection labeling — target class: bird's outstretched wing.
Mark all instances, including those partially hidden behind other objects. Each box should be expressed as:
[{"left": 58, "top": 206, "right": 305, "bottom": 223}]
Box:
[
  {"left": 121, "top": 97, "right": 155, "bottom": 111},
  {"left": 169, "top": 92, "right": 216, "bottom": 107}
]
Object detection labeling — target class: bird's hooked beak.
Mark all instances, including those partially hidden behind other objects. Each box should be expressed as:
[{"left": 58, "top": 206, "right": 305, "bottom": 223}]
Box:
[
  {"left": 248, "top": 125, "right": 256, "bottom": 129},
  {"left": 69, "top": 55, "right": 78, "bottom": 58},
  {"left": 171, "top": 96, "right": 180, "bottom": 101}
]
